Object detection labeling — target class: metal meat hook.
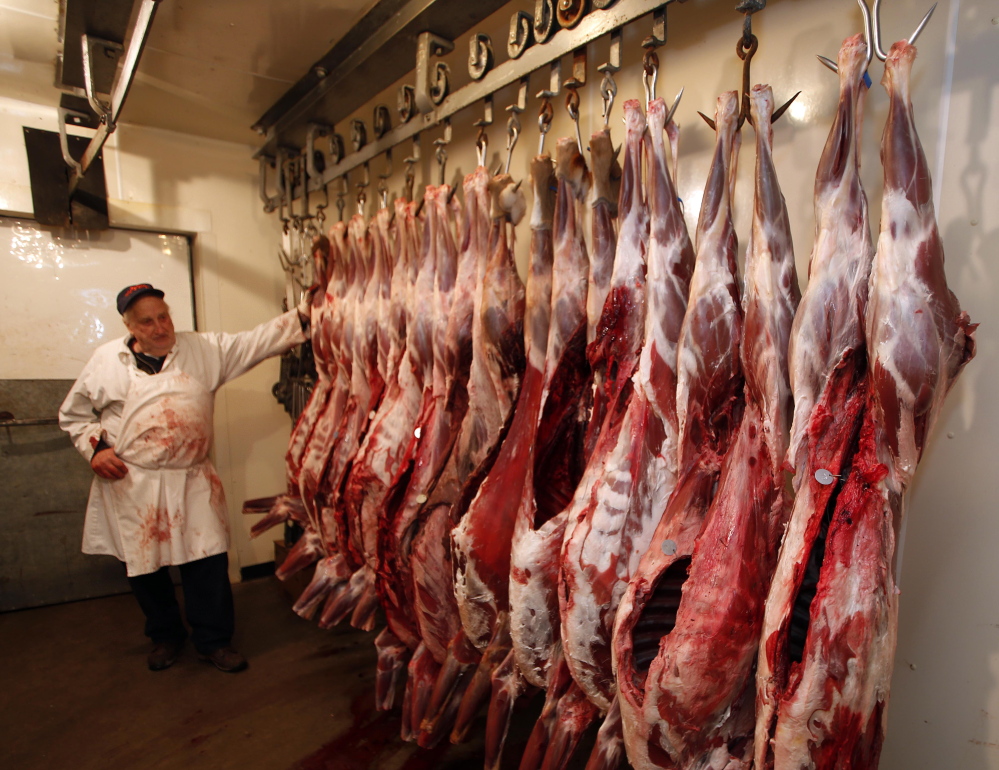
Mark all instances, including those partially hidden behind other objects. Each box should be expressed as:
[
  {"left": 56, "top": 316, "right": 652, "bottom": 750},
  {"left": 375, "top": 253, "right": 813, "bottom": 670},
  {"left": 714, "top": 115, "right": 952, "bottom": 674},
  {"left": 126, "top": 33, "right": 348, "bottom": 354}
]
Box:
[
  {"left": 377, "top": 149, "right": 393, "bottom": 209},
  {"left": 819, "top": 0, "right": 937, "bottom": 74},
  {"left": 505, "top": 76, "right": 528, "bottom": 174},
  {"left": 335, "top": 176, "right": 348, "bottom": 222},
  {"left": 598, "top": 28, "right": 621, "bottom": 127},
  {"left": 403, "top": 135, "right": 420, "bottom": 201},
  {"left": 356, "top": 162, "right": 369, "bottom": 217},
  {"left": 434, "top": 120, "right": 452, "bottom": 186},
  {"left": 566, "top": 89, "right": 583, "bottom": 154},
  {"left": 642, "top": 48, "right": 659, "bottom": 104},
  {"left": 475, "top": 96, "right": 493, "bottom": 168}
]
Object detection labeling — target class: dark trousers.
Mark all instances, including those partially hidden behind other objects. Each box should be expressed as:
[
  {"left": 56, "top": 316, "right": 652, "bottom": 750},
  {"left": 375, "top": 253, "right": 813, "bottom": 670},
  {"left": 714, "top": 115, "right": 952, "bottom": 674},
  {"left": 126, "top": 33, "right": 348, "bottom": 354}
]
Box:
[{"left": 127, "top": 552, "right": 234, "bottom": 655}]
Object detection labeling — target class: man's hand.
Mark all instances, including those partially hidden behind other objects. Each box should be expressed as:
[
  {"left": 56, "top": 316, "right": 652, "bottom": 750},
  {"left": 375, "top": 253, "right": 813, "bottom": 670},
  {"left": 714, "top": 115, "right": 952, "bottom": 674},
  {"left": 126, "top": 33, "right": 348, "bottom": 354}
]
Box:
[
  {"left": 91, "top": 448, "right": 128, "bottom": 480},
  {"left": 297, "top": 284, "right": 319, "bottom": 324}
]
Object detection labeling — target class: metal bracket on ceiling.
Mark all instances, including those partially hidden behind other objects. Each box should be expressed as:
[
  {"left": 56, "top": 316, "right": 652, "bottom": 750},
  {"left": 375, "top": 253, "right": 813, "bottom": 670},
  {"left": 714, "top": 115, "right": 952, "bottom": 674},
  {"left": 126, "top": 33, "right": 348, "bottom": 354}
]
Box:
[
  {"left": 258, "top": 153, "right": 280, "bottom": 213},
  {"left": 508, "top": 11, "right": 534, "bottom": 59},
  {"left": 57, "top": 105, "right": 90, "bottom": 178},
  {"left": 468, "top": 33, "right": 494, "bottom": 81},
  {"left": 305, "top": 123, "right": 331, "bottom": 183},
  {"left": 81, "top": 35, "right": 123, "bottom": 123},
  {"left": 415, "top": 32, "right": 454, "bottom": 115},
  {"left": 66, "top": 0, "right": 164, "bottom": 197}
]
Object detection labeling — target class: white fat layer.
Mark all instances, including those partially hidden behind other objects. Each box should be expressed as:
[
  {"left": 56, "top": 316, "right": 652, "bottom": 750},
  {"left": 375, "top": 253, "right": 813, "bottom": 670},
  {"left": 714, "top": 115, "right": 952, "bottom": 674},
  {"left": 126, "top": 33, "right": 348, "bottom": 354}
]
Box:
[
  {"left": 509, "top": 514, "right": 567, "bottom": 688},
  {"left": 451, "top": 518, "right": 493, "bottom": 651}
]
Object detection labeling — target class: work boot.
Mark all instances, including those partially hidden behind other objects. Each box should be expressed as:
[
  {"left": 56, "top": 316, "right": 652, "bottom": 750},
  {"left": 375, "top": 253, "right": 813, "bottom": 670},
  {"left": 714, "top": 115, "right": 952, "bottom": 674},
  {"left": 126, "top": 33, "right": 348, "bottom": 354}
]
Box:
[
  {"left": 199, "top": 646, "right": 248, "bottom": 673},
  {"left": 148, "top": 639, "right": 184, "bottom": 671}
]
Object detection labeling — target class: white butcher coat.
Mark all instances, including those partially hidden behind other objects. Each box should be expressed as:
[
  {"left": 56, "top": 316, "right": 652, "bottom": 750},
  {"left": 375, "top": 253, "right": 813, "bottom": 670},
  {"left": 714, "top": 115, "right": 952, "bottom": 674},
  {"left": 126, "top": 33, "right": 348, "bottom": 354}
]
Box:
[{"left": 59, "top": 310, "right": 307, "bottom": 576}]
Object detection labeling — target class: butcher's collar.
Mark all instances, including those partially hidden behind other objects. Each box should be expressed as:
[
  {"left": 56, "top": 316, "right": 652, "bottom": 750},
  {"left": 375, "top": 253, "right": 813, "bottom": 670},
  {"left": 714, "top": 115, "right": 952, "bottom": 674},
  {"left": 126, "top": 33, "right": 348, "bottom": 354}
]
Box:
[{"left": 118, "top": 335, "right": 179, "bottom": 362}]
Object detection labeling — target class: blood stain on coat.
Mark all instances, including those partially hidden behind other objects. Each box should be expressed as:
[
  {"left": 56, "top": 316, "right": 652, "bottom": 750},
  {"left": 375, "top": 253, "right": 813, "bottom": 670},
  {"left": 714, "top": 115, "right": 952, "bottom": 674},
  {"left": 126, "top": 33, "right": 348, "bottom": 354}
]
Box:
[{"left": 139, "top": 505, "right": 173, "bottom": 549}]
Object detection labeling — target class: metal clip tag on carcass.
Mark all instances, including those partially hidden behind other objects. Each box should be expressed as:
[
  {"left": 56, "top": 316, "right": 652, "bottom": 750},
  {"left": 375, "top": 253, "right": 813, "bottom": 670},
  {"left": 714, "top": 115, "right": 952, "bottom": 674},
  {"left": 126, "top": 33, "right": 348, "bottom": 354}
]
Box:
[
  {"left": 814, "top": 469, "right": 838, "bottom": 486},
  {"left": 661, "top": 539, "right": 678, "bottom": 556}
]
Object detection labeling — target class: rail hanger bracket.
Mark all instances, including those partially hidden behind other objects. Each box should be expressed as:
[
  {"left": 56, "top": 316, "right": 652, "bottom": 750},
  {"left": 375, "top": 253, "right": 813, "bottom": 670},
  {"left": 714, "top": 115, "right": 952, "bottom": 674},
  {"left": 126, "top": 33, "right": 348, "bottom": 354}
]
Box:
[
  {"left": 24, "top": 0, "right": 161, "bottom": 229},
  {"left": 24, "top": 94, "right": 108, "bottom": 229},
  {"left": 415, "top": 32, "right": 455, "bottom": 115}
]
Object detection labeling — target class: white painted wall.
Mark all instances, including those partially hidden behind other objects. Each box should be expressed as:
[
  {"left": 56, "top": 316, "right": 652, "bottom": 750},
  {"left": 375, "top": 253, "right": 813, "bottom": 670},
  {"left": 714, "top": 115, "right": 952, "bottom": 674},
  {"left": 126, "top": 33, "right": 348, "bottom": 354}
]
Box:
[{"left": 0, "top": 98, "right": 294, "bottom": 578}]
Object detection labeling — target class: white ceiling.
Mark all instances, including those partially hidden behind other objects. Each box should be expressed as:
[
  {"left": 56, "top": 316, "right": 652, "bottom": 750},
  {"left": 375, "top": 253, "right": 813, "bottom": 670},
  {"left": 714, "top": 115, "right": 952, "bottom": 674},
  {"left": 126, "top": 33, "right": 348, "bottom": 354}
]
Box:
[{"left": 0, "top": 0, "right": 377, "bottom": 145}]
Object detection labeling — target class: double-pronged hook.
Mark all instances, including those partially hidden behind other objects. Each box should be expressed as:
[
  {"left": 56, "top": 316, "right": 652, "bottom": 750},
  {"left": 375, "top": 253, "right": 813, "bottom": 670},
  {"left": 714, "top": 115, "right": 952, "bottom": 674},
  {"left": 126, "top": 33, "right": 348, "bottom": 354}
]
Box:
[
  {"left": 818, "top": 0, "right": 937, "bottom": 75},
  {"left": 699, "top": 4, "right": 799, "bottom": 131}
]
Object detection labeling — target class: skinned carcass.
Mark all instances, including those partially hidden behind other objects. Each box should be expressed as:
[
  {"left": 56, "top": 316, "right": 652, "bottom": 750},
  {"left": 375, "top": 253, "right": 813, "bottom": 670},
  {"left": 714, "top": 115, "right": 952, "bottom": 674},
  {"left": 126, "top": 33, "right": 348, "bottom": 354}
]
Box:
[
  {"left": 765, "top": 39, "right": 975, "bottom": 768},
  {"left": 244, "top": 231, "right": 338, "bottom": 536},
  {"left": 508, "top": 138, "right": 592, "bottom": 699},
  {"left": 625, "top": 83, "right": 798, "bottom": 770},
  {"left": 559, "top": 92, "right": 693, "bottom": 721},
  {"left": 611, "top": 90, "right": 744, "bottom": 770},
  {"left": 414, "top": 171, "right": 526, "bottom": 747},
  {"left": 517, "top": 98, "right": 650, "bottom": 770},
  {"left": 752, "top": 34, "right": 875, "bottom": 769},
  {"left": 377, "top": 182, "right": 468, "bottom": 667},
  {"left": 450, "top": 153, "right": 558, "bottom": 767}
]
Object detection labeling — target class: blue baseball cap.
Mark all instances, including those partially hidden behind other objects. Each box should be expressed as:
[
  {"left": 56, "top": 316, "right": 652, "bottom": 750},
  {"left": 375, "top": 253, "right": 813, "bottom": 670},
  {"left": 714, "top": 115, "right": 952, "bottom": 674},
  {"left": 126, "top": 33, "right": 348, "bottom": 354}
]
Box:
[{"left": 117, "top": 283, "right": 165, "bottom": 314}]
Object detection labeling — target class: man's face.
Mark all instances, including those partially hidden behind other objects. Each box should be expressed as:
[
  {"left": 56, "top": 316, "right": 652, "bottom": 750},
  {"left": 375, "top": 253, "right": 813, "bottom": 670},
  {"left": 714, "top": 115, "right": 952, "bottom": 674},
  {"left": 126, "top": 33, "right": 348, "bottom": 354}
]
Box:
[{"left": 125, "top": 296, "right": 175, "bottom": 357}]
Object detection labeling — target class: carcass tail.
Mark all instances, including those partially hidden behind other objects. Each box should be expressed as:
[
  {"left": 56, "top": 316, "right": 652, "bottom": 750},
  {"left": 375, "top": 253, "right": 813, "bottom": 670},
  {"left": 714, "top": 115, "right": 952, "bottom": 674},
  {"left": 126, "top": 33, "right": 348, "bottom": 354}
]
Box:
[
  {"left": 402, "top": 643, "right": 440, "bottom": 742},
  {"left": 584, "top": 698, "right": 625, "bottom": 770},
  {"left": 291, "top": 554, "right": 351, "bottom": 619},
  {"left": 484, "top": 649, "right": 531, "bottom": 770},
  {"left": 374, "top": 628, "right": 412, "bottom": 711},
  {"left": 274, "top": 530, "right": 323, "bottom": 581}
]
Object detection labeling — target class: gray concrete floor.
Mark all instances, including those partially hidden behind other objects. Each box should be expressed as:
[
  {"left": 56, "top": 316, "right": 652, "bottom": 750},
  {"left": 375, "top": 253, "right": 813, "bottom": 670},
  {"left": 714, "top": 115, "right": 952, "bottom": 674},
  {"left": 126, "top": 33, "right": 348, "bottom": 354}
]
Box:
[{"left": 0, "top": 576, "right": 565, "bottom": 770}]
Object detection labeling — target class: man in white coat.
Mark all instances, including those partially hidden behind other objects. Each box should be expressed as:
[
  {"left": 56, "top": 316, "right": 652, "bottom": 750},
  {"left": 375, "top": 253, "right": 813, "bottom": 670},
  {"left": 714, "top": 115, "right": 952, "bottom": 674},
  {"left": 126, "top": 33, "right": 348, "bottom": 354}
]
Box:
[{"left": 60, "top": 283, "right": 310, "bottom": 673}]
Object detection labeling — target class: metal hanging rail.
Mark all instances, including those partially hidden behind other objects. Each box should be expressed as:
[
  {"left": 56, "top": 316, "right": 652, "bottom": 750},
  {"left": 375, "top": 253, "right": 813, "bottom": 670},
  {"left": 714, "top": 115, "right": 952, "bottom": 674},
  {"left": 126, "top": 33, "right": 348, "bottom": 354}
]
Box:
[
  {"left": 68, "top": 0, "right": 162, "bottom": 195},
  {"left": 264, "top": 0, "right": 686, "bottom": 206}
]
